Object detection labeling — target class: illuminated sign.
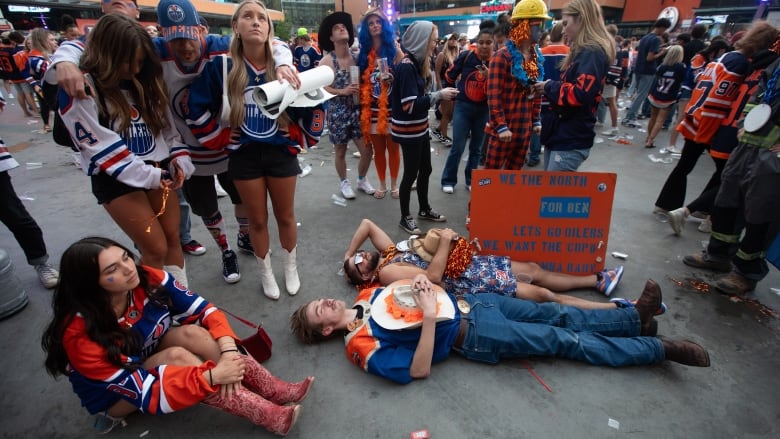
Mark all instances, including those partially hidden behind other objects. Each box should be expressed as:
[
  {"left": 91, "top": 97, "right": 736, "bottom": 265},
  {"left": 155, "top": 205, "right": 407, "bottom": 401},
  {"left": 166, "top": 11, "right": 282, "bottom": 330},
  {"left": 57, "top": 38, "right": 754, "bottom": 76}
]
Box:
[
  {"left": 8, "top": 6, "right": 51, "bottom": 13},
  {"left": 480, "top": 0, "right": 513, "bottom": 14}
]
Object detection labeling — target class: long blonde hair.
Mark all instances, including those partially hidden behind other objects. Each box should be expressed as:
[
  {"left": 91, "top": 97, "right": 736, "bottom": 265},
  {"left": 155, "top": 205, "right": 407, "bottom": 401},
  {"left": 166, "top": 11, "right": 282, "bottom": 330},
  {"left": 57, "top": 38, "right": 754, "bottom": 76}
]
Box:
[
  {"left": 560, "top": 0, "right": 615, "bottom": 71},
  {"left": 662, "top": 45, "right": 683, "bottom": 66},
  {"left": 228, "top": 0, "right": 277, "bottom": 128},
  {"left": 29, "top": 28, "right": 53, "bottom": 57}
]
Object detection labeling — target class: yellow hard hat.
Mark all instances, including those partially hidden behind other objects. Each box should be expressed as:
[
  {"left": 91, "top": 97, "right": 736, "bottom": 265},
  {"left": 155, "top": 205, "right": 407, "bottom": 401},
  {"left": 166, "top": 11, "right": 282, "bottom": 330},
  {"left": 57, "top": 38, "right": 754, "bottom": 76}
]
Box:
[{"left": 511, "top": 0, "right": 549, "bottom": 21}]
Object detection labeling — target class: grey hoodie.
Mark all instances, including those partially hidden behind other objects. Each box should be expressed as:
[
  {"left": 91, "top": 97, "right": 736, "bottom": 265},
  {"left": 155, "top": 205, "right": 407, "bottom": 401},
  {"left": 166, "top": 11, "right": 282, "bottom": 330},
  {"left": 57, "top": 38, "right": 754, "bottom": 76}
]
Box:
[{"left": 402, "top": 21, "right": 434, "bottom": 67}]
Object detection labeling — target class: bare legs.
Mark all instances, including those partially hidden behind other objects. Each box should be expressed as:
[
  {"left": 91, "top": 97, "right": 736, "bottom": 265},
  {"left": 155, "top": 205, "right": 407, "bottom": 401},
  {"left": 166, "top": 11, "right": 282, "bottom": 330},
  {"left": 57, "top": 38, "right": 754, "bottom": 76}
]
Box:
[
  {"left": 509, "top": 261, "right": 615, "bottom": 310},
  {"left": 103, "top": 189, "right": 183, "bottom": 268}
]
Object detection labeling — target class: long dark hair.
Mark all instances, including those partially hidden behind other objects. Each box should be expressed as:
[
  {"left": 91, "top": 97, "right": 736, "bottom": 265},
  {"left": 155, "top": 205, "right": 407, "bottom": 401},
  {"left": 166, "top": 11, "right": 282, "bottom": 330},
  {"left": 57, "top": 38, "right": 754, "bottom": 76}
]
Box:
[
  {"left": 80, "top": 14, "right": 170, "bottom": 139},
  {"left": 41, "top": 237, "right": 151, "bottom": 377}
]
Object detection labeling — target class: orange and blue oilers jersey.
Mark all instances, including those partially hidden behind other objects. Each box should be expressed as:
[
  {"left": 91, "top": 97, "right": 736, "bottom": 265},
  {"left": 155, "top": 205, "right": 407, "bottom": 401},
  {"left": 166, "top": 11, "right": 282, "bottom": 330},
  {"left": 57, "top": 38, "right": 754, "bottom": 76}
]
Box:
[
  {"left": 63, "top": 266, "right": 236, "bottom": 415},
  {"left": 710, "top": 67, "right": 763, "bottom": 159},
  {"left": 344, "top": 287, "right": 461, "bottom": 384},
  {"left": 679, "top": 51, "right": 749, "bottom": 144}
]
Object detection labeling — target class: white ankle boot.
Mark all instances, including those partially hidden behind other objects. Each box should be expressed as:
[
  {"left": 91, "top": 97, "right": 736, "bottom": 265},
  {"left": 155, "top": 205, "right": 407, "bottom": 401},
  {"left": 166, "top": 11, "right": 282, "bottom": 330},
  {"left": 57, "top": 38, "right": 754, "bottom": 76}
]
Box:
[
  {"left": 283, "top": 246, "right": 300, "bottom": 295},
  {"left": 256, "top": 253, "right": 280, "bottom": 300},
  {"left": 164, "top": 263, "right": 188, "bottom": 289}
]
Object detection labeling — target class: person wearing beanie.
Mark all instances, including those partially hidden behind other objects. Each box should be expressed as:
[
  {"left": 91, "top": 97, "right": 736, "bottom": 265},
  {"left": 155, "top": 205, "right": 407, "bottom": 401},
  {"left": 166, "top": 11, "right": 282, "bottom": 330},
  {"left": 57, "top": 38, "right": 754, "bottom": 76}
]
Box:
[{"left": 391, "top": 21, "right": 457, "bottom": 234}]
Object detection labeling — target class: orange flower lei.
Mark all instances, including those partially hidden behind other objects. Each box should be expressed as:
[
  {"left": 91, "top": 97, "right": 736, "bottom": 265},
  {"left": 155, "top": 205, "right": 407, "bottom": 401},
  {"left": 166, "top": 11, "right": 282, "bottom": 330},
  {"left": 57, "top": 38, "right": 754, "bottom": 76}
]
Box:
[
  {"left": 384, "top": 293, "right": 442, "bottom": 323},
  {"left": 360, "top": 49, "right": 390, "bottom": 135}
]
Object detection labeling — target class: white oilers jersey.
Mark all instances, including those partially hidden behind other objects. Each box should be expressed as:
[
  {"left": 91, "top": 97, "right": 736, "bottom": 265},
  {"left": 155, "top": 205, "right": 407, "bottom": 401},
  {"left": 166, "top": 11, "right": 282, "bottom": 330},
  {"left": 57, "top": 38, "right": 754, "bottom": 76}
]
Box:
[{"left": 59, "top": 81, "right": 191, "bottom": 190}]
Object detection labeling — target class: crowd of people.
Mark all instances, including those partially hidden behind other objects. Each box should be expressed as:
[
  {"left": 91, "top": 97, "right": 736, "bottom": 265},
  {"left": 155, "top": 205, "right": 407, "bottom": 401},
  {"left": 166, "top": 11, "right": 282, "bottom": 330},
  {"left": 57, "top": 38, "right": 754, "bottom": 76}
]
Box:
[{"left": 0, "top": 0, "right": 778, "bottom": 435}]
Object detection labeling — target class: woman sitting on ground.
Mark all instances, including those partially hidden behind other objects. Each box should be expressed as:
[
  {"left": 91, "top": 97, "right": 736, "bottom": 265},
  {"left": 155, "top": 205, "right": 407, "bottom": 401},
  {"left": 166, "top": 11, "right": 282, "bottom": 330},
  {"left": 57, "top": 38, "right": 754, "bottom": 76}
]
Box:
[{"left": 41, "top": 236, "right": 313, "bottom": 436}]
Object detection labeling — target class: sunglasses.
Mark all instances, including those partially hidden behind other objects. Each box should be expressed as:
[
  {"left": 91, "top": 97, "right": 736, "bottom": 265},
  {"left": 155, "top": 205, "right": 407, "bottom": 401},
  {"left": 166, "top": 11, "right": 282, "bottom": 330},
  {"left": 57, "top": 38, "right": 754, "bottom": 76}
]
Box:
[{"left": 353, "top": 251, "right": 365, "bottom": 276}]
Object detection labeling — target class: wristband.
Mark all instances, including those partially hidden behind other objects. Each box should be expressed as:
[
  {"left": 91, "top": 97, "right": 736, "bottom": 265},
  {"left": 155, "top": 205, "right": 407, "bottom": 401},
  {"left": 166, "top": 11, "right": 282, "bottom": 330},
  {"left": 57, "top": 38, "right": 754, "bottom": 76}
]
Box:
[
  {"left": 220, "top": 349, "right": 239, "bottom": 354},
  {"left": 208, "top": 369, "right": 213, "bottom": 387}
]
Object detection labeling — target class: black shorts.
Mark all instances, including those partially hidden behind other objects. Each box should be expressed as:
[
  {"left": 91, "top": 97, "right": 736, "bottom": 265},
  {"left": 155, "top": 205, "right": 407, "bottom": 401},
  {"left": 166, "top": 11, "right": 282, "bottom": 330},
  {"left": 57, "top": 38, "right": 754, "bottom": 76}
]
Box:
[
  {"left": 228, "top": 142, "right": 300, "bottom": 180},
  {"left": 182, "top": 172, "right": 242, "bottom": 217},
  {"left": 91, "top": 172, "right": 146, "bottom": 204}
]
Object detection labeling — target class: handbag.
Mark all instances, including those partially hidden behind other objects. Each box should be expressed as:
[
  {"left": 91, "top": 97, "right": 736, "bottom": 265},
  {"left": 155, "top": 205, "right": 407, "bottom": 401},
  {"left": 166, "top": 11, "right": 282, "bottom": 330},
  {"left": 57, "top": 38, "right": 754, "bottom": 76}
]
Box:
[{"left": 219, "top": 307, "right": 272, "bottom": 363}]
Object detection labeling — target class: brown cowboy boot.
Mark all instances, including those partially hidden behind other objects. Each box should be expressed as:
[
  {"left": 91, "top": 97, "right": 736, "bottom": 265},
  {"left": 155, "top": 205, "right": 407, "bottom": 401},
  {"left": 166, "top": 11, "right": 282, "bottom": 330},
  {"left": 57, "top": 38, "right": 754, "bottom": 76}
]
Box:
[
  {"left": 661, "top": 338, "right": 711, "bottom": 367},
  {"left": 242, "top": 354, "right": 314, "bottom": 405},
  {"left": 202, "top": 387, "right": 301, "bottom": 436},
  {"left": 634, "top": 279, "right": 662, "bottom": 336}
]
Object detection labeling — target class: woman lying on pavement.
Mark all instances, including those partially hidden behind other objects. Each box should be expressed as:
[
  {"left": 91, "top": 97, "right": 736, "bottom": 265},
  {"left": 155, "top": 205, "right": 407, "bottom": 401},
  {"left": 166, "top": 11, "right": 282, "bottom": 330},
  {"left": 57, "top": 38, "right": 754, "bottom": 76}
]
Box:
[{"left": 341, "top": 218, "right": 665, "bottom": 313}]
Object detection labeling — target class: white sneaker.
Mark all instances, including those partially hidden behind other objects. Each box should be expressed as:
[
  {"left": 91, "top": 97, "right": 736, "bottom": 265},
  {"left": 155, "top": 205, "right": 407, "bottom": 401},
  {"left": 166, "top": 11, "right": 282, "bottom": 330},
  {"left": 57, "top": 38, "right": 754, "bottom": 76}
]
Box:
[
  {"left": 340, "top": 179, "right": 356, "bottom": 199},
  {"left": 214, "top": 176, "right": 228, "bottom": 198},
  {"left": 601, "top": 127, "right": 619, "bottom": 136},
  {"left": 665, "top": 145, "right": 683, "bottom": 154},
  {"left": 442, "top": 185, "right": 454, "bottom": 194},
  {"left": 668, "top": 207, "right": 688, "bottom": 236},
  {"left": 352, "top": 151, "right": 361, "bottom": 158},
  {"left": 357, "top": 178, "right": 376, "bottom": 195},
  {"left": 698, "top": 217, "right": 712, "bottom": 233},
  {"left": 35, "top": 263, "right": 59, "bottom": 289}
]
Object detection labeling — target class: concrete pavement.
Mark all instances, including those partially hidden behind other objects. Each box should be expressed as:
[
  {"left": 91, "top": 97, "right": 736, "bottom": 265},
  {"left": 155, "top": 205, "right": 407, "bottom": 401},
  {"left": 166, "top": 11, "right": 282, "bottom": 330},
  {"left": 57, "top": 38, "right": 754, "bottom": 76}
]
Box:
[{"left": 1, "top": 97, "right": 778, "bottom": 439}]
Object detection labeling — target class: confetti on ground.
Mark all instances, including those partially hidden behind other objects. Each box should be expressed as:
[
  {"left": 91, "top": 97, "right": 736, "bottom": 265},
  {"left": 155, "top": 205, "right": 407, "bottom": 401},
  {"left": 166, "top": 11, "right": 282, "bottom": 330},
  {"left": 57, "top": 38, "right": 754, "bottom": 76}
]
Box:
[
  {"left": 139, "top": 430, "right": 149, "bottom": 438},
  {"left": 608, "top": 418, "right": 620, "bottom": 429},
  {"left": 669, "top": 275, "right": 779, "bottom": 324}
]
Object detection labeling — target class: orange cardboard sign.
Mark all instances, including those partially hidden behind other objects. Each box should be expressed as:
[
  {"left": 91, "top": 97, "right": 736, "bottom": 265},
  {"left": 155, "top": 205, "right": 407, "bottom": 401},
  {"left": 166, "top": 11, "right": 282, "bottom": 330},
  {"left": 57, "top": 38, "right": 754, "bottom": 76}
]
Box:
[{"left": 469, "top": 170, "right": 617, "bottom": 274}]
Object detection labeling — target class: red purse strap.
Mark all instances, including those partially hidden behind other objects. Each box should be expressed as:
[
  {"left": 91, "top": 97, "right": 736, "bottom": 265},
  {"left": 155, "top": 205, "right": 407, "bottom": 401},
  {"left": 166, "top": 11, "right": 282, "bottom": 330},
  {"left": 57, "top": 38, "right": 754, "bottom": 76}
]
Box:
[{"left": 219, "top": 307, "right": 259, "bottom": 330}]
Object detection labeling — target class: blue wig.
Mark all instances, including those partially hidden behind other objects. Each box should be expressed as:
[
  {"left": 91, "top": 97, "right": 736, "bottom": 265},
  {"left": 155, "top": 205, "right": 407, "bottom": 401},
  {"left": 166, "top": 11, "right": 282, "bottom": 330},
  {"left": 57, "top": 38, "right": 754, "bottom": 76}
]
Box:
[{"left": 357, "top": 14, "right": 397, "bottom": 71}]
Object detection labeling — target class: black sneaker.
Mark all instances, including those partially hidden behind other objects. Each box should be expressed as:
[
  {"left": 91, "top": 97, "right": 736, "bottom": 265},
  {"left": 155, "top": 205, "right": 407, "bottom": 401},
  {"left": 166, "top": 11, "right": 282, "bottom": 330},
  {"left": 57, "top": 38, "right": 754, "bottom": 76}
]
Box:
[
  {"left": 418, "top": 208, "right": 447, "bottom": 222},
  {"left": 441, "top": 136, "right": 452, "bottom": 145},
  {"left": 399, "top": 215, "right": 422, "bottom": 234},
  {"left": 222, "top": 250, "right": 241, "bottom": 284},
  {"left": 236, "top": 232, "right": 254, "bottom": 254}
]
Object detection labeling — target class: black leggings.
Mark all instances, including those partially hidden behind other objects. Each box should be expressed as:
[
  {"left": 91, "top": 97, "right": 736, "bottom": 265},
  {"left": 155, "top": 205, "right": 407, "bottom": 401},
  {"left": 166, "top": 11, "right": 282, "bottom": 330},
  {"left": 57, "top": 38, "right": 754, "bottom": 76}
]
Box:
[
  {"left": 40, "top": 82, "right": 57, "bottom": 126},
  {"left": 655, "top": 139, "right": 718, "bottom": 211},
  {"left": 685, "top": 156, "right": 727, "bottom": 214},
  {"left": 399, "top": 136, "right": 432, "bottom": 218}
]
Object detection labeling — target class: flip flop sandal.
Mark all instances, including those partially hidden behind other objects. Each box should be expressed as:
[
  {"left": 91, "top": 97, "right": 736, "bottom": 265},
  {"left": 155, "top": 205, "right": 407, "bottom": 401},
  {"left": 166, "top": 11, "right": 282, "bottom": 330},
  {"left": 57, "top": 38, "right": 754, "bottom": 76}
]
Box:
[
  {"left": 373, "top": 189, "right": 387, "bottom": 199},
  {"left": 391, "top": 188, "right": 400, "bottom": 199}
]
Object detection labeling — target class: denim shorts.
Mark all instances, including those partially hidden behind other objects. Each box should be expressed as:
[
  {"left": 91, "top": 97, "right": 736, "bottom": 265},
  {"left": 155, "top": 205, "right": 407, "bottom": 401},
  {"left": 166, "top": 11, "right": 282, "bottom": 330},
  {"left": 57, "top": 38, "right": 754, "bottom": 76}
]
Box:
[{"left": 544, "top": 148, "right": 591, "bottom": 172}]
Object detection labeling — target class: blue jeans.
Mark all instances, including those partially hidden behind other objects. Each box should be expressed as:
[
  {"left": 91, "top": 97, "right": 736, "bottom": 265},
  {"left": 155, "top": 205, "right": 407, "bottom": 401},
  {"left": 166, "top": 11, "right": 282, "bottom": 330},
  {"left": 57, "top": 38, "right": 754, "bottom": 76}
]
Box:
[
  {"left": 441, "top": 101, "right": 488, "bottom": 187},
  {"left": 625, "top": 73, "right": 654, "bottom": 121},
  {"left": 456, "top": 293, "right": 664, "bottom": 366},
  {"left": 528, "top": 132, "right": 541, "bottom": 162},
  {"left": 544, "top": 148, "right": 590, "bottom": 171},
  {"left": 177, "top": 188, "right": 192, "bottom": 244}
]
